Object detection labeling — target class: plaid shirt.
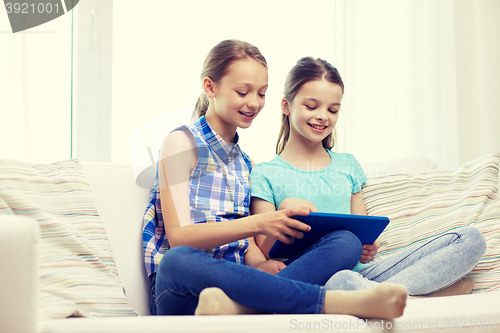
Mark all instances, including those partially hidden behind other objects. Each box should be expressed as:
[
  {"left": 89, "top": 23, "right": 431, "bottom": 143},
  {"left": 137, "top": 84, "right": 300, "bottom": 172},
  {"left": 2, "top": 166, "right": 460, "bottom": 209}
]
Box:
[{"left": 143, "top": 116, "right": 253, "bottom": 276}]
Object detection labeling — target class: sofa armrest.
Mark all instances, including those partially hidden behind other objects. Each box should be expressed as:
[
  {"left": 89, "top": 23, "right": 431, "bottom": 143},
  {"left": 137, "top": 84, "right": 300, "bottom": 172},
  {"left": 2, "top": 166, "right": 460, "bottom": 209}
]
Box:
[{"left": 0, "top": 215, "right": 39, "bottom": 333}]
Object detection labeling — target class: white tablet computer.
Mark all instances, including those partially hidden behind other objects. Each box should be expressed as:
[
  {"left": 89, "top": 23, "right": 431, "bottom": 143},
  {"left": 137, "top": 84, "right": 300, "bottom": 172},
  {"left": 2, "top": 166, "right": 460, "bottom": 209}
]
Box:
[{"left": 268, "top": 212, "right": 390, "bottom": 260}]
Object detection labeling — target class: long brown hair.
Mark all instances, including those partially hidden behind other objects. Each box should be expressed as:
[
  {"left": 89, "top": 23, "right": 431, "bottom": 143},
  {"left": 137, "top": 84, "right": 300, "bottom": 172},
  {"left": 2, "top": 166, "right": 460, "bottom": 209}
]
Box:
[
  {"left": 192, "top": 40, "right": 267, "bottom": 119},
  {"left": 276, "top": 57, "right": 344, "bottom": 154}
]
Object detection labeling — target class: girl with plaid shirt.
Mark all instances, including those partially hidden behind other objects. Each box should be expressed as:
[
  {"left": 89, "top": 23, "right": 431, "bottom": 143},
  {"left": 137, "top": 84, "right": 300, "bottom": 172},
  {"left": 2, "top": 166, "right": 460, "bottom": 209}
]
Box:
[{"left": 143, "top": 40, "right": 407, "bottom": 318}]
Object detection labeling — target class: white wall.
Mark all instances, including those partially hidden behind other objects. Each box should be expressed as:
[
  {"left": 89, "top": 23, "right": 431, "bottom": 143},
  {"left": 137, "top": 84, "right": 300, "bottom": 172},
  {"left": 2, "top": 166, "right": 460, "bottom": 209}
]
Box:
[
  {"left": 111, "top": 0, "right": 341, "bottom": 165},
  {"left": 73, "top": 0, "right": 113, "bottom": 162},
  {"left": 109, "top": 0, "right": 500, "bottom": 168}
]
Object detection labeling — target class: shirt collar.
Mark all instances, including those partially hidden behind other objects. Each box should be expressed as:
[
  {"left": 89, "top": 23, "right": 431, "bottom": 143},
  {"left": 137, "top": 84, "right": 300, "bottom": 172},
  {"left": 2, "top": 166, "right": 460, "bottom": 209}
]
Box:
[{"left": 197, "top": 116, "right": 240, "bottom": 163}]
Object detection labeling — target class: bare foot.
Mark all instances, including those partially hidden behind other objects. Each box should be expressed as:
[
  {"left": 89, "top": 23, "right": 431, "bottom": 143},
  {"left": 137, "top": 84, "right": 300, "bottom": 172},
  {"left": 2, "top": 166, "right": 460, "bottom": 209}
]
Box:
[
  {"left": 413, "top": 278, "right": 475, "bottom": 298},
  {"left": 195, "top": 287, "right": 257, "bottom": 315},
  {"left": 324, "top": 283, "right": 408, "bottom": 319}
]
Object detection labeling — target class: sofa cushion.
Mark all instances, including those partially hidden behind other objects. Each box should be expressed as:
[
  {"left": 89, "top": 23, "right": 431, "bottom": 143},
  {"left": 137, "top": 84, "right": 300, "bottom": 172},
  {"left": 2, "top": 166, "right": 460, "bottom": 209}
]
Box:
[
  {"left": 81, "top": 162, "right": 152, "bottom": 316},
  {"left": 36, "top": 291, "right": 500, "bottom": 333},
  {"left": 0, "top": 159, "right": 137, "bottom": 319},
  {"left": 363, "top": 151, "right": 500, "bottom": 292}
]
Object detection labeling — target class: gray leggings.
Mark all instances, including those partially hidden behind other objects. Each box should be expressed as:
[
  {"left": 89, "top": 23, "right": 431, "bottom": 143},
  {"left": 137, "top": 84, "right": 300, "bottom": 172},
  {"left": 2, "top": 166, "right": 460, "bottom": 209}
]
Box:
[{"left": 325, "top": 226, "right": 487, "bottom": 295}]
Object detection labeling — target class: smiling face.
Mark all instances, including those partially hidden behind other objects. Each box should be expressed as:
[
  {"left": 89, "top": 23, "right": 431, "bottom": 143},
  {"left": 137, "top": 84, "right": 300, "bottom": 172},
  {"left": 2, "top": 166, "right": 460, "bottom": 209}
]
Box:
[
  {"left": 282, "top": 79, "right": 343, "bottom": 145},
  {"left": 205, "top": 58, "right": 268, "bottom": 136}
]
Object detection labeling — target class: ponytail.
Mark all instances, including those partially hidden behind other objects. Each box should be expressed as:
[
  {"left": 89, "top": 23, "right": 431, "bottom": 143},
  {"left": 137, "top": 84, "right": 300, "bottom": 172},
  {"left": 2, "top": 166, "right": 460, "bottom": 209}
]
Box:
[{"left": 193, "top": 93, "right": 209, "bottom": 119}]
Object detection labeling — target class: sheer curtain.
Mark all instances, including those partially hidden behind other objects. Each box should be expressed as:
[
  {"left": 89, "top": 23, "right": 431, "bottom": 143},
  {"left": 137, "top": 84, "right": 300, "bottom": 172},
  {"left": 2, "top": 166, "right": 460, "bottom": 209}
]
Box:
[
  {"left": 455, "top": 0, "right": 500, "bottom": 166},
  {"left": 335, "top": 0, "right": 500, "bottom": 169},
  {"left": 0, "top": 7, "right": 72, "bottom": 163}
]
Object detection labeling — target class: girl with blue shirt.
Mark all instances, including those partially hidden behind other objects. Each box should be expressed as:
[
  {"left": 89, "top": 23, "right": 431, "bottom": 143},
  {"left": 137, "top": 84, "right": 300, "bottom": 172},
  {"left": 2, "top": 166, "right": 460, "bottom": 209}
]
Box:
[
  {"left": 250, "top": 56, "right": 487, "bottom": 297},
  {"left": 142, "top": 40, "right": 407, "bottom": 319}
]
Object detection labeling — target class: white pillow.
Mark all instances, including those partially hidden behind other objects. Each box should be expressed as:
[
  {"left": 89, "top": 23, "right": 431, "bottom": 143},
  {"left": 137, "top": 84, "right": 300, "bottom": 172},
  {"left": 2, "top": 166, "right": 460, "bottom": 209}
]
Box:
[
  {"left": 0, "top": 159, "right": 137, "bottom": 319},
  {"left": 363, "top": 151, "right": 500, "bottom": 292}
]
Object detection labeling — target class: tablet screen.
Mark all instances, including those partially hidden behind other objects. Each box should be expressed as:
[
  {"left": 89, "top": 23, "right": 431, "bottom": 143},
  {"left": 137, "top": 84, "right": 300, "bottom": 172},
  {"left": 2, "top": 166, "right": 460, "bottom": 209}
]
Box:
[{"left": 268, "top": 212, "right": 389, "bottom": 260}]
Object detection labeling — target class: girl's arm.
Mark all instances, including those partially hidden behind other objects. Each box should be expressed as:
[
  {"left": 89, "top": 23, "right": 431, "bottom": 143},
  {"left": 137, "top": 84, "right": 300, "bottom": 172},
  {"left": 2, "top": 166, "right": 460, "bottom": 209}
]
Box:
[
  {"left": 351, "top": 191, "right": 380, "bottom": 263},
  {"left": 251, "top": 197, "right": 318, "bottom": 259},
  {"left": 250, "top": 198, "right": 282, "bottom": 259},
  {"left": 350, "top": 191, "right": 368, "bottom": 216},
  {"left": 160, "top": 131, "right": 311, "bottom": 250}
]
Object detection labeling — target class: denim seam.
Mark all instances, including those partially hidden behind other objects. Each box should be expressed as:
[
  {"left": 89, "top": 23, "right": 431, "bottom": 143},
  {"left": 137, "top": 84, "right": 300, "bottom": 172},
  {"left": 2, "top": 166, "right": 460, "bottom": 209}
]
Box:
[
  {"left": 416, "top": 231, "right": 481, "bottom": 295},
  {"left": 316, "top": 287, "right": 326, "bottom": 314},
  {"left": 369, "top": 232, "right": 461, "bottom": 280},
  {"left": 149, "top": 273, "right": 157, "bottom": 315}
]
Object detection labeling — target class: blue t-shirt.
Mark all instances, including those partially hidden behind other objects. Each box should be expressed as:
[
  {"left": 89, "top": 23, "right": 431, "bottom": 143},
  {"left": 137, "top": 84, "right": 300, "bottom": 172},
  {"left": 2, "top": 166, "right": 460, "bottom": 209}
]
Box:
[
  {"left": 251, "top": 150, "right": 367, "bottom": 213},
  {"left": 250, "top": 149, "right": 369, "bottom": 271}
]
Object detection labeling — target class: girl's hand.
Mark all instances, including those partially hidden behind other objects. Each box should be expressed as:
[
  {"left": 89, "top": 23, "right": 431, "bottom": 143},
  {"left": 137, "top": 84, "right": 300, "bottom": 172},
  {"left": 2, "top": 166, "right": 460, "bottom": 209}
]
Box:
[
  {"left": 250, "top": 198, "right": 310, "bottom": 259},
  {"left": 258, "top": 208, "right": 311, "bottom": 244},
  {"left": 278, "top": 197, "right": 319, "bottom": 212},
  {"left": 360, "top": 240, "right": 380, "bottom": 263},
  {"left": 256, "top": 260, "right": 286, "bottom": 275}
]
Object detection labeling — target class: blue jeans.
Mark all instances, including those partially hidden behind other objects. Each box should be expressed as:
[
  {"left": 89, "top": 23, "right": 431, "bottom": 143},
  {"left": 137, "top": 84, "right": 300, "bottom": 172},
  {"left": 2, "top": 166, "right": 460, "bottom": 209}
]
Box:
[
  {"left": 152, "top": 230, "right": 362, "bottom": 315},
  {"left": 278, "top": 229, "right": 362, "bottom": 284},
  {"left": 325, "top": 227, "right": 487, "bottom": 295}
]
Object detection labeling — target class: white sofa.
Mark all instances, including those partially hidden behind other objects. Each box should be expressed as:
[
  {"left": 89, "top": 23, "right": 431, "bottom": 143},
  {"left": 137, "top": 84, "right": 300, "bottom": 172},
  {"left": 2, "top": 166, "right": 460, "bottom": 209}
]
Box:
[{"left": 1, "top": 156, "right": 500, "bottom": 333}]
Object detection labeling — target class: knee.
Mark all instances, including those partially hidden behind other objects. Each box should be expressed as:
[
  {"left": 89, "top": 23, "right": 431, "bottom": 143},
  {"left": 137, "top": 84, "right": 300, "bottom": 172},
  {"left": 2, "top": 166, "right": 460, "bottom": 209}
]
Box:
[
  {"left": 339, "top": 230, "right": 363, "bottom": 255},
  {"left": 459, "top": 227, "right": 487, "bottom": 260},
  {"left": 157, "top": 246, "right": 201, "bottom": 278},
  {"left": 324, "top": 230, "right": 363, "bottom": 260}
]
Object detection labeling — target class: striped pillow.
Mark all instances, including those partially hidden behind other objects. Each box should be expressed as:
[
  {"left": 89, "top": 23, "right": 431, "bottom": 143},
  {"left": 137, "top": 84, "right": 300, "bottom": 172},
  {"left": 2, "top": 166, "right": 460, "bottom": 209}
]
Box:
[
  {"left": 363, "top": 151, "right": 500, "bottom": 292},
  {"left": 0, "top": 159, "right": 137, "bottom": 319}
]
